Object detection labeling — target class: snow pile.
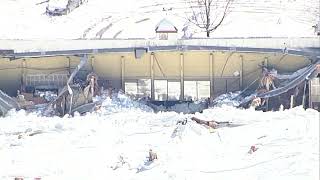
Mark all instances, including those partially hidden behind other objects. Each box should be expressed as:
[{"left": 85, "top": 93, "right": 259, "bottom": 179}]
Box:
[
  {"left": 149, "top": 101, "right": 208, "bottom": 114},
  {"left": 0, "top": 97, "right": 319, "bottom": 180},
  {"left": 94, "top": 92, "right": 154, "bottom": 114},
  {"left": 212, "top": 91, "right": 242, "bottom": 107}
]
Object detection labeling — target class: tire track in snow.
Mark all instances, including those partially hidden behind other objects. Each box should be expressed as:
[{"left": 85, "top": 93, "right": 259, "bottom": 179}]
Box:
[
  {"left": 113, "top": 30, "right": 123, "bottom": 39},
  {"left": 95, "top": 17, "right": 129, "bottom": 39},
  {"left": 95, "top": 23, "right": 113, "bottom": 39},
  {"left": 110, "top": 18, "right": 150, "bottom": 38},
  {"left": 135, "top": 18, "right": 150, "bottom": 24},
  {"left": 82, "top": 16, "right": 111, "bottom": 39}
]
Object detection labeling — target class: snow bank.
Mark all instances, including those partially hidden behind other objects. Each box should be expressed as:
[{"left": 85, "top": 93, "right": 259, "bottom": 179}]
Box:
[{"left": 0, "top": 95, "right": 318, "bottom": 180}]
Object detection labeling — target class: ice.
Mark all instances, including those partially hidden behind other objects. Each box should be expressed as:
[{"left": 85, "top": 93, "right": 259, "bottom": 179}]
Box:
[{"left": 0, "top": 95, "right": 318, "bottom": 180}]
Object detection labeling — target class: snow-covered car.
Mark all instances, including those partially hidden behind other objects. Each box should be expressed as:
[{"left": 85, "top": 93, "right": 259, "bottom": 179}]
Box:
[{"left": 46, "top": 0, "right": 87, "bottom": 16}]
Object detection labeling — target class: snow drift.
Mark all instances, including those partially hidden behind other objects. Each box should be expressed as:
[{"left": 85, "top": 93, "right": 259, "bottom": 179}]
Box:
[{"left": 0, "top": 95, "right": 319, "bottom": 180}]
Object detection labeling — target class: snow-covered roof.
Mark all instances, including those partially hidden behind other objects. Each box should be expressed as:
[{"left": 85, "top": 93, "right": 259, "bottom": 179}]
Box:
[
  {"left": 155, "top": 18, "right": 178, "bottom": 33},
  {"left": 1, "top": 38, "right": 319, "bottom": 54}
]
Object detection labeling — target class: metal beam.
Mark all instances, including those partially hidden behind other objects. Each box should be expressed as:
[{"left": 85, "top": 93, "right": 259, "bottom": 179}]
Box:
[
  {"left": 264, "top": 57, "right": 269, "bottom": 68},
  {"left": 21, "top": 59, "right": 26, "bottom": 90},
  {"left": 0, "top": 49, "right": 14, "bottom": 56},
  {"left": 67, "top": 56, "right": 71, "bottom": 75},
  {"left": 150, "top": 53, "right": 155, "bottom": 100},
  {"left": 91, "top": 56, "right": 95, "bottom": 72},
  {"left": 5, "top": 45, "right": 319, "bottom": 59},
  {"left": 240, "top": 55, "right": 243, "bottom": 90},
  {"left": 209, "top": 53, "right": 214, "bottom": 98},
  {"left": 121, "top": 56, "right": 125, "bottom": 91}
]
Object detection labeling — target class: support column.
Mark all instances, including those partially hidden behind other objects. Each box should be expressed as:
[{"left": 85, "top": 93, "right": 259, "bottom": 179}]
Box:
[
  {"left": 264, "top": 57, "right": 268, "bottom": 69},
  {"left": 209, "top": 53, "right": 214, "bottom": 98},
  {"left": 302, "top": 81, "right": 307, "bottom": 108},
  {"left": 90, "top": 56, "right": 95, "bottom": 72},
  {"left": 239, "top": 55, "right": 243, "bottom": 90},
  {"left": 180, "top": 53, "right": 184, "bottom": 101},
  {"left": 21, "top": 59, "right": 26, "bottom": 91},
  {"left": 309, "top": 81, "right": 312, "bottom": 108},
  {"left": 264, "top": 57, "right": 269, "bottom": 111},
  {"left": 290, "top": 95, "right": 294, "bottom": 109},
  {"left": 150, "top": 53, "right": 155, "bottom": 100},
  {"left": 67, "top": 56, "right": 71, "bottom": 75},
  {"left": 121, "top": 56, "right": 125, "bottom": 91}
]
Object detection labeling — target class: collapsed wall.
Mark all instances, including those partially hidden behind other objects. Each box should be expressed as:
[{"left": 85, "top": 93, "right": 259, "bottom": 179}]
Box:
[
  {"left": 0, "top": 50, "right": 311, "bottom": 100},
  {"left": 0, "top": 39, "right": 319, "bottom": 114},
  {"left": 0, "top": 89, "right": 19, "bottom": 116}
]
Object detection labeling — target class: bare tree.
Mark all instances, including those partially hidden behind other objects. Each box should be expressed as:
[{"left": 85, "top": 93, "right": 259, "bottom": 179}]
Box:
[{"left": 187, "top": 0, "right": 232, "bottom": 37}]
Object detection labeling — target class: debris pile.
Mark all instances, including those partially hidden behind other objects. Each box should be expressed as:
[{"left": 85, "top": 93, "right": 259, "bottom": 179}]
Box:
[
  {"left": 213, "top": 60, "right": 320, "bottom": 111},
  {"left": 148, "top": 149, "right": 158, "bottom": 162},
  {"left": 0, "top": 58, "right": 319, "bottom": 117}
]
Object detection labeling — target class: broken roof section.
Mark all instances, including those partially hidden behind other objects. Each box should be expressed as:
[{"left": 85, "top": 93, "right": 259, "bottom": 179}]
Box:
[{"left": 155, "top": 18, "right": 178, "bottom": 33}]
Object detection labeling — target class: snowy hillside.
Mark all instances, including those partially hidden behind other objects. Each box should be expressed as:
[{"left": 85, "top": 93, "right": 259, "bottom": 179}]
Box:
[
  {"left": 0, "top": 95, "right": 319, "bottom": 180},
  {"left": 0, "top": 0, "right": 319, "bottom": 39}
]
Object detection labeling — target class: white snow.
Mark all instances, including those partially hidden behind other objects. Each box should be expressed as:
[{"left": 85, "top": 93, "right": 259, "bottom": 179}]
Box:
[
  {"left": 0, "top": 95, "right": 319, "bottom": 180},
  {"left": 0, "top": 0, "right": 319, "bottom": 179},
  {"left": 0, "top": 0, "right": 319, "bottom": 39}
]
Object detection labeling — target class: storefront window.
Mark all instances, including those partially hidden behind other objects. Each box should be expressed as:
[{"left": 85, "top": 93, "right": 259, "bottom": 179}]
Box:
[
  {"left": 137, "top": 79, "right": 151, "bottom": 98},
  {"left": 184, "top": 81, "right": 197, "bottom": 101},
  {"left": 154, "top": 80, "right": 167, "bottom": 100},
  {"left": 125, "top": 82, "right": 137, "bottom": 97},
  {"left": 125, "top": 79, "right": 151, "bottom": 98},
  {"left": 154, "top": 80, "right": 181, "bottom": 101},
  {"left": 168, "top": 81, "right": 180, "bottom": 100},
  {"left": 184, "top": 81, "right": 210, "bottom": 101}
]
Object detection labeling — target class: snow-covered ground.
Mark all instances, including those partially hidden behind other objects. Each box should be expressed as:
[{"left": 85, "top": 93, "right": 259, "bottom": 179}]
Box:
[
  {"left": 0, "top": 1, "right": 319, "bottom": 179},
  {"left": 0, "top": 0, "right": 319, "bottom": 39},
  {"left": 0, "top": 94, "right": 319, "bottom": 180}
]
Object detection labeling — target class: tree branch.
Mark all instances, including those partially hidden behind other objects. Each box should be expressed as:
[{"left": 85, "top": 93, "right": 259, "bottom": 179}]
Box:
[
  {"left": 208, "top": 0, "right": 231, "bottom": 32},
  {"left": 186, "top": 0, "right": 233, "bottom": 36}
]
